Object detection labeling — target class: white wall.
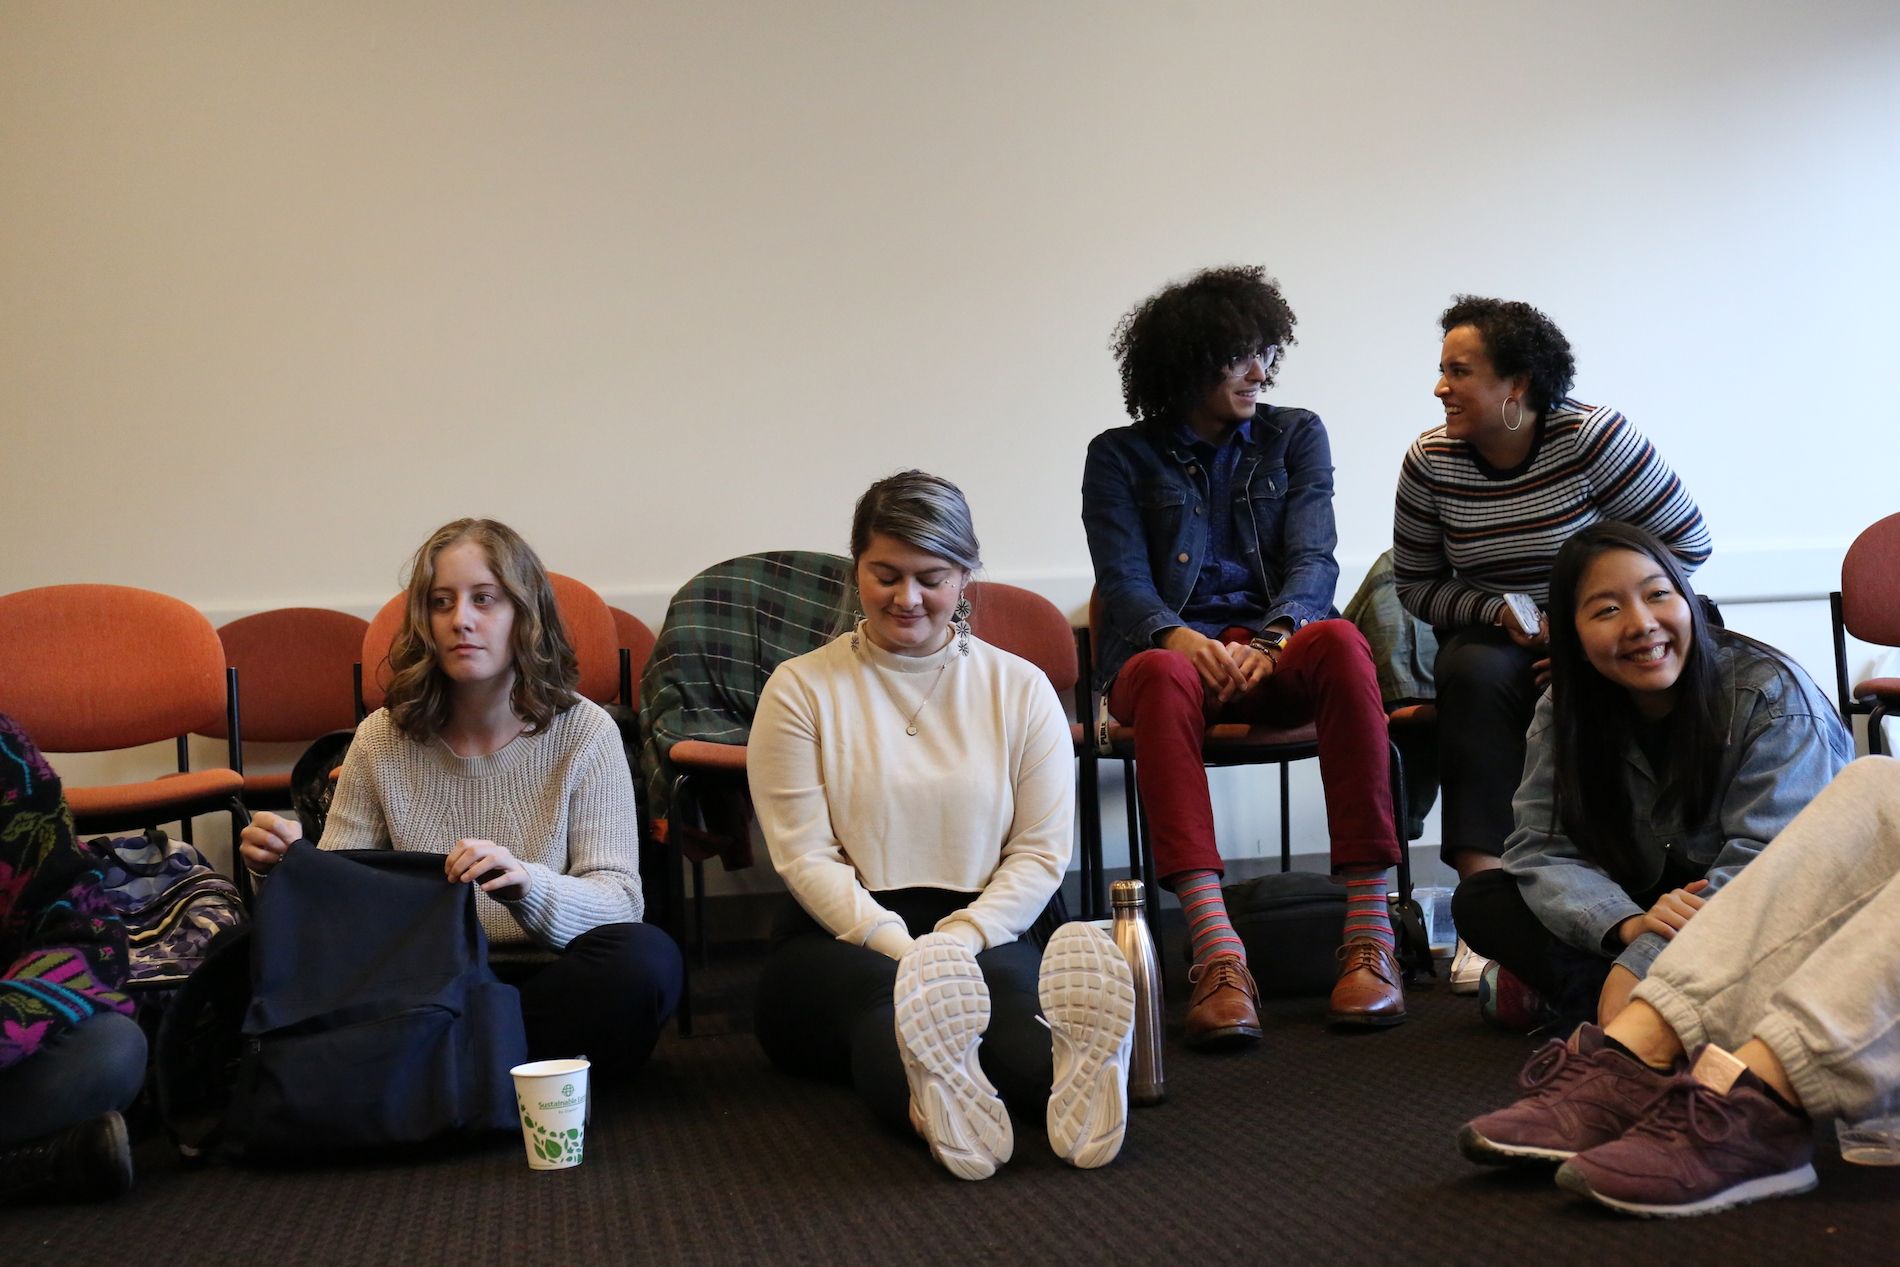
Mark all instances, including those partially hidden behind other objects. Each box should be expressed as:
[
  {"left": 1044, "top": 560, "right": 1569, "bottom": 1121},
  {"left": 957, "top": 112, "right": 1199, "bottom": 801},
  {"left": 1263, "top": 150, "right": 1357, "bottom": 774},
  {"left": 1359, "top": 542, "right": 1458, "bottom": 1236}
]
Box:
[{"left": 6, "top": 2, "right": 1898, "bottom": 873}]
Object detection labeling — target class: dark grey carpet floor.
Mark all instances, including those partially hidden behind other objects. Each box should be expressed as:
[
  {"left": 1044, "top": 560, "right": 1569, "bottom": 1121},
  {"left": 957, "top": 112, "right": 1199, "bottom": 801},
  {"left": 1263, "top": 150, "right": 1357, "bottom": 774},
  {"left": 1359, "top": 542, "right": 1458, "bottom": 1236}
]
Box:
[{"left": 8, "top": 945, "right": 1897, "bottom": 1266}]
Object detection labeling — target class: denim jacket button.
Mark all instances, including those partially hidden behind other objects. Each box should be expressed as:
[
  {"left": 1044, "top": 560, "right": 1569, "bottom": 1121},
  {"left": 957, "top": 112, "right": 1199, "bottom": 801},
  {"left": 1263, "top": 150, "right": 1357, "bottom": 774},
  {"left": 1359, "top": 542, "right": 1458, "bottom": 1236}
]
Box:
[
  {"left": 1193, "top": 504, "right": 1204, "bottom": 515},
  {"left": 1176, "top": 552, "right": 1190, "bottom": 564}
]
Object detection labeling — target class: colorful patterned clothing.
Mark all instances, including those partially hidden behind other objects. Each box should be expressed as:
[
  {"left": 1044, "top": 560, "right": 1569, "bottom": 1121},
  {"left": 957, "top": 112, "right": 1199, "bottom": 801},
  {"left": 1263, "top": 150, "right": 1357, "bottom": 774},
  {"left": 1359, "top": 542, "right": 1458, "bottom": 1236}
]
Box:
[{"left": 0, "top": 712, "right": 134, "bottom": 1071}]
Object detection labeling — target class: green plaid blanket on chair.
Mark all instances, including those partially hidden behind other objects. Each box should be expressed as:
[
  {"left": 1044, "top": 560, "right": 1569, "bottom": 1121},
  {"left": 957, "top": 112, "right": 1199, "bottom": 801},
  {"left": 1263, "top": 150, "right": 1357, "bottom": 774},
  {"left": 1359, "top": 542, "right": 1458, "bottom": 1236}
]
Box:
[{"left": 638, "top": 550, "right": 858, "bottom": 865}]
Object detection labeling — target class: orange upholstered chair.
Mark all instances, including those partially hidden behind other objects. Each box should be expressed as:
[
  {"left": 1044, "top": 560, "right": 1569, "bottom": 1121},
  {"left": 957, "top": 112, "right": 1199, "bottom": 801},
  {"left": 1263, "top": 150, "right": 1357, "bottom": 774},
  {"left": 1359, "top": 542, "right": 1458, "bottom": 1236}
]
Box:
[
  {"left": 357, "top": 573, "right": 621, "bottom": 716},
  {"left": 1831, "top": 511, "right": 1900, "bottom": 755},
  {"left": 202, "top": 608, "right": 368, "bottom": 810},
  {"left": 963, "top": 581, "right": 1099, "bottom": 918},
  {"left": 0, "top": 584, "right": 245, "bottom": 851}
]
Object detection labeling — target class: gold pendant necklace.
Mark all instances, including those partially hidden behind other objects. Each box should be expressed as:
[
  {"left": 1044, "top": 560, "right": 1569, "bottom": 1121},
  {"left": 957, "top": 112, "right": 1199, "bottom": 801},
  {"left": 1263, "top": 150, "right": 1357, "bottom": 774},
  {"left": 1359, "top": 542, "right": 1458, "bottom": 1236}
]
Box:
[{"left": 862, "top": 649, "right": 952, "bottom": 735}]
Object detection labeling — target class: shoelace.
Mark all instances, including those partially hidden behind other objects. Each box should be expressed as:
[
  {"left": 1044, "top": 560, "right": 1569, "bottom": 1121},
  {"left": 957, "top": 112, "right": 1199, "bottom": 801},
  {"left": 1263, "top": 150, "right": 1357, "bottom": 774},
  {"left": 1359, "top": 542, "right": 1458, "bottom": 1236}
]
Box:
[
  {"left": 1188, "top": 957, "right": 1253, "bottom": 994},
  {"left": 1623, "top": 1074, "right": 1743, "bottom": 1145},
  {"left": 1335, "top": 942, "right": 1395, "bottom": 982},
  {"left": 1516, "top": 1037, "right": 1585, "bottom": 1095}
]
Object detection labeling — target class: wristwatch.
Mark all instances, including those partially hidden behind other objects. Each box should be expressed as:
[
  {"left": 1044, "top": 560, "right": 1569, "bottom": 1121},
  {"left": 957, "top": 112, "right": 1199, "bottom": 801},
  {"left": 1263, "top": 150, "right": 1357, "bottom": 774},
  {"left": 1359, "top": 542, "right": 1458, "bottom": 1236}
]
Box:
[{"left": 1249, "top": 627, "right": 1292, "bottom": 659}]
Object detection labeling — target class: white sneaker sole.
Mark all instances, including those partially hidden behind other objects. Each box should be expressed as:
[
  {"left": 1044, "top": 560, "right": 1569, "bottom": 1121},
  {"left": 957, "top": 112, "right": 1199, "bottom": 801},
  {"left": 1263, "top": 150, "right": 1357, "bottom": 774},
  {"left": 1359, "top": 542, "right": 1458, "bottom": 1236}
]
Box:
[
  {"left": 1039, "top": 923, "right": 1136, "bottom": 1169},
  {"left": 894, "top": 933, "right": 1012, "bottom": 1181},
  {"left": 1556, "top": 1158, "right": 1818, "bottom": 1217}
]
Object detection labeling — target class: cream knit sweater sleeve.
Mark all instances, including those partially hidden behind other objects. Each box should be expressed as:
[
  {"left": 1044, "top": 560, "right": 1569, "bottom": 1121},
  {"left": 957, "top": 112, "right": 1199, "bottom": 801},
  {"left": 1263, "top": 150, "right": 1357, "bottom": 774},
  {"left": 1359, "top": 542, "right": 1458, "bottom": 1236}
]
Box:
[
  {"left": 507, "top": 706, "right": 646, "bottom": 945},
  {"left": 934, "top": 671, "right": 1071, "bottom": 951},
  {"left": 748, "top": 655, "right": 911, "bottom": 955}
]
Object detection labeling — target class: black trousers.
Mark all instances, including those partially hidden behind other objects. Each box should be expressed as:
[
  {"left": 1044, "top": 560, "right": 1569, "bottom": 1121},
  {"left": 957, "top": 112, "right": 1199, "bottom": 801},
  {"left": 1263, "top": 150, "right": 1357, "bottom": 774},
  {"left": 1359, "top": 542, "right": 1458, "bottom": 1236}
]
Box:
[
  {"left": 493, "top": 922, "right": 683, "bottom": 1079},
  {"left": 1451, "top": 869, "right": 1619, "bottom": 1026},
  {"left": 753, "top": 890, "right": 1052, "bottom": 1137},
  {"left": 1453, "top": 862, "right": 1699, "bottom": 1030},
  {"left": 1434, "top": 626, "right": 1544, "bottom": 863}
]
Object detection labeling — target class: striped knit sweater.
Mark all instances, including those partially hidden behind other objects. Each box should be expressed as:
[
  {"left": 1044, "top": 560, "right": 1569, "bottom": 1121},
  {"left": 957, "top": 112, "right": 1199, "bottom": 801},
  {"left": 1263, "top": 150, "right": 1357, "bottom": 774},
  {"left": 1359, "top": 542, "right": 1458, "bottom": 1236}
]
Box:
[
  {"left": 1392, "top": 399, "right": 1711, "bottom": 629},
  {"left": 320, "top": 699, "right": 643, "bottom": 953}
]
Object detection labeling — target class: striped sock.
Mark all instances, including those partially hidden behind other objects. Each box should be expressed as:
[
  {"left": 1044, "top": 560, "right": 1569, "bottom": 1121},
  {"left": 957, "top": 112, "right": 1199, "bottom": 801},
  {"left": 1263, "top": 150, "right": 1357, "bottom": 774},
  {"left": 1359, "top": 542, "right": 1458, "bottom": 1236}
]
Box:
[
  {"left": 1172, "top": 870, "right": 1246, "bottom": 967},
  {"left": 1341, "top": 869, "right": 1395, "bottom": 951}
]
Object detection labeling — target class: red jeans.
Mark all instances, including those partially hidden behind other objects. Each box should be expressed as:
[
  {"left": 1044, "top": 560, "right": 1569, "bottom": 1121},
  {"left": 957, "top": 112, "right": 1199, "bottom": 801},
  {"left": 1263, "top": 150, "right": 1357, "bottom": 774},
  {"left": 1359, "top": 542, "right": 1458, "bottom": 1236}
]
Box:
[{"left": 1107, "top": 619, "right": 1398, "bottom": 881}]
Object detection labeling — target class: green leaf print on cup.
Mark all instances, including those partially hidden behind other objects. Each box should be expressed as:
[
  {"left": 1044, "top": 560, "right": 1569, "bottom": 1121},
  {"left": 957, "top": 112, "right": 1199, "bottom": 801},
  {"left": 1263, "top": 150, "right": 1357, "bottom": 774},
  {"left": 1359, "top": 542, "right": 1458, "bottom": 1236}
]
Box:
[{"left": 517, "top": 1101, "right": 585, "bottom": 1165}]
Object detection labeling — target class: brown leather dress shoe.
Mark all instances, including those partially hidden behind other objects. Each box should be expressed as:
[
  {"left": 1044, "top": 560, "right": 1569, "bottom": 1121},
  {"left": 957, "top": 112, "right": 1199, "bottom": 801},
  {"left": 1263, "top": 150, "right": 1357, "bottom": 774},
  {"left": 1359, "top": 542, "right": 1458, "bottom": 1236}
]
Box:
[
  {"left": 1328, "top": 940, "right": 1407, "bottom": 1027},
  {"left": 1184, "top": 952, "right": 1262, "bottom": 1047}
]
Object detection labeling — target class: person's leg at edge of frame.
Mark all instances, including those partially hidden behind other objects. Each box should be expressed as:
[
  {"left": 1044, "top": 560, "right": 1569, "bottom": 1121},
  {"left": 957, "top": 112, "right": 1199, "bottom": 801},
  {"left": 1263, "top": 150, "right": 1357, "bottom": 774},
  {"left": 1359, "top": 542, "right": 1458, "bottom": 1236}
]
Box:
[
  {"left": 1108, "top": 648, "right": 1260, "bottom": 1049},
  {"left": 1554, "top": 761, "right": 1900, "bottom": 1216}
]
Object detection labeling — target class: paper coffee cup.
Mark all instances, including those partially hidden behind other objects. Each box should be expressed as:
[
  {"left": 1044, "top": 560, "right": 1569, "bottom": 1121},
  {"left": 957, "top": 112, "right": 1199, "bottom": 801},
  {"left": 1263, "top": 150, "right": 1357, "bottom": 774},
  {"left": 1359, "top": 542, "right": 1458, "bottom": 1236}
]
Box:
[{"left": 511, "top": 1058, "right": 590, "bottom": 1170}]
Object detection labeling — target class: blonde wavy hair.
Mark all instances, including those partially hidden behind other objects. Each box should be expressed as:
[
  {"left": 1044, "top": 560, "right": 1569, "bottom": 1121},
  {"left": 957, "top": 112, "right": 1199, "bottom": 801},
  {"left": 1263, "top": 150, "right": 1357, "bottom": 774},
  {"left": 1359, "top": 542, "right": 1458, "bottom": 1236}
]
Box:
[{"left": 385, "top": 518, "right": 579, "bottom": 741}]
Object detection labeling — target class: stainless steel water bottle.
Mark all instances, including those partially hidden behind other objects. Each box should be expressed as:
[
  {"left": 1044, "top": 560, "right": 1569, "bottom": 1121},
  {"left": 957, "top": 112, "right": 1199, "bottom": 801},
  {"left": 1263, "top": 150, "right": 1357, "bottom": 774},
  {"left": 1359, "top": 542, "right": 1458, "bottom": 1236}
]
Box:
[{"left": 1110, "top": 878, "right": 1166, "bottom": 1106}]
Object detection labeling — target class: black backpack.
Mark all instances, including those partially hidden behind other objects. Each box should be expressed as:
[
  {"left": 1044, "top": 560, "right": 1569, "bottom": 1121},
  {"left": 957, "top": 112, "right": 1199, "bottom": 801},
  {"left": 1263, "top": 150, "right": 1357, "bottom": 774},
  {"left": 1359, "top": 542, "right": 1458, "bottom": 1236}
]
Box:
[{"left": 156, "top": 844, "right": 528, "bottom": 1161}]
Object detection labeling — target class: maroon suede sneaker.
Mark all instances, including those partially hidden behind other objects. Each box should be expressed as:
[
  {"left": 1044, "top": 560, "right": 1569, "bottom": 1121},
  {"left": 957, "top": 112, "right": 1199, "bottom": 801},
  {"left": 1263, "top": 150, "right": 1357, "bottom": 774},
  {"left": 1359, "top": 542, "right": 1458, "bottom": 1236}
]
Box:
[
  {"left": 1555, "top": 1045, "right": 1818, "bottom": 1218},
  {"left": 1458, "top": 1023, "right": 1676, "bottom": 1165}
]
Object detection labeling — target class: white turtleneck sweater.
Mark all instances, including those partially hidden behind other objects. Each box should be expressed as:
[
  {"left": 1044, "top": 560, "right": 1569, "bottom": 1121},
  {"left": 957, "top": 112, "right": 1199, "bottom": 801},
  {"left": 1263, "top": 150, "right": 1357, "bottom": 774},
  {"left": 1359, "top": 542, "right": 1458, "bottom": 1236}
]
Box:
[
  {"left": 319, "top": 698, "right": 642, "bottom": 952},
  {"left": 747, "top": 626, "right": 1073, "bottom": 958}
]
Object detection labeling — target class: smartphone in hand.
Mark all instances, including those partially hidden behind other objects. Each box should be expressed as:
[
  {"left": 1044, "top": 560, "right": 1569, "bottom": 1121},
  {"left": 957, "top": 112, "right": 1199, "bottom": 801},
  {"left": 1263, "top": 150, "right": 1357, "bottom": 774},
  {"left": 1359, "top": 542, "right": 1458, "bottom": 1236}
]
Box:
[{"left": 1502, "top": 592, "right": 1542, "bottom": 638}]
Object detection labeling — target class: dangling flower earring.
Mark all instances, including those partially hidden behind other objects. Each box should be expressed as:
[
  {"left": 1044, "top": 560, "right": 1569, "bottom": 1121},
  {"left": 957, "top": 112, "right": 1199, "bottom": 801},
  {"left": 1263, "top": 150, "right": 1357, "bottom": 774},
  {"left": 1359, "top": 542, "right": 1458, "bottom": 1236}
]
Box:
[
  {"left": 850, "top": 610, "right": 865, "bottom": 653},
  {"left": 953, "top": 594, "right": 972, "bottom": 656},
  {"left": 1501, "top": 396, "right": 1524, "bottom": 432}
]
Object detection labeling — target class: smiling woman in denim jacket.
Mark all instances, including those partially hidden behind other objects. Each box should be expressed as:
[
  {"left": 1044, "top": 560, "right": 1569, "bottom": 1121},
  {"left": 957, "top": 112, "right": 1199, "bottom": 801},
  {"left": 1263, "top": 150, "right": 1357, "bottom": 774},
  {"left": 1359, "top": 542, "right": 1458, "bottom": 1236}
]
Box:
[{"left": 1451, "top": 522, "right": 1851, "bottom": 1029}]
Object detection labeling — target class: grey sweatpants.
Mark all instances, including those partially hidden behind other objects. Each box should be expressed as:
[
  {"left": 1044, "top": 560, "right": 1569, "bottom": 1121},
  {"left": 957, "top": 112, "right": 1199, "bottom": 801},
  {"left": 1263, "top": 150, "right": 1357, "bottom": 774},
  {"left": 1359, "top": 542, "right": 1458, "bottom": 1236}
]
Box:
[{"left": 1632, "top": 755, "right": 1900, "bottom": 1122}]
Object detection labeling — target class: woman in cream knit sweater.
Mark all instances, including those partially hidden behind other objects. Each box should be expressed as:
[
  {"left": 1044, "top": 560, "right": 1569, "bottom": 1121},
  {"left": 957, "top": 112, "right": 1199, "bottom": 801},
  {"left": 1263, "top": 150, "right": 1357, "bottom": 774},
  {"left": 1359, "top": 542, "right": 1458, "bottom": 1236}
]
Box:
[{"left": 750, "top": 471, "right": 1135, "bottom": 1181}]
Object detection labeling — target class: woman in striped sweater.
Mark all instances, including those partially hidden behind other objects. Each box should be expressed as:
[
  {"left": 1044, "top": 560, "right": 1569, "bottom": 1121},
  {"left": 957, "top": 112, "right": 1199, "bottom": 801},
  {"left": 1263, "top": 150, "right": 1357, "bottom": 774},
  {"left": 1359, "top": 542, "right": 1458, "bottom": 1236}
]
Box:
[{"left": 1392, "top": 298, "right": 1711, "bottom": 990}]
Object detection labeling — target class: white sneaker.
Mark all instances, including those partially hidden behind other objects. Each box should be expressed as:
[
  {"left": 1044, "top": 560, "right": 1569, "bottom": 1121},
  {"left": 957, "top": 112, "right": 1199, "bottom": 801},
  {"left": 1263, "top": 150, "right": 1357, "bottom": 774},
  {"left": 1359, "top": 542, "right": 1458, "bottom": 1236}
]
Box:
[
  {"left": 894, "top": 933, "right": 1013, "bottom": 1180},
  {"left": 1039, "top": 922, "right": 1136, "bottom": 1169},
  {"left": 1449, "top": 938, "right": 1490, "bottom": 996}
]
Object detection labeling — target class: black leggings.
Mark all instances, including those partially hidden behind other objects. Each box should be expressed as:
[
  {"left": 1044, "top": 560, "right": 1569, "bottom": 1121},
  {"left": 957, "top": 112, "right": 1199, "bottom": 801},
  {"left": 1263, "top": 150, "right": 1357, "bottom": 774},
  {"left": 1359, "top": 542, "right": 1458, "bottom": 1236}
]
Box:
[
  {"left": 753, "top": 890, "right": 1051, "bottom": 1137},
  {"left": 493, "top": 922, "right": 684, "bottom": 1079}
]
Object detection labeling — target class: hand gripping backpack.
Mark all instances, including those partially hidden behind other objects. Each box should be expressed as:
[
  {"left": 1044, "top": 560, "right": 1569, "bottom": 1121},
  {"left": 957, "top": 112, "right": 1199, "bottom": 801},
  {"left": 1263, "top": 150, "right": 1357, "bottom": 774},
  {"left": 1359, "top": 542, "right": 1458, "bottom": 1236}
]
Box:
[{"left": 157, "top": 843, "right": 527, "bottom": 1160}]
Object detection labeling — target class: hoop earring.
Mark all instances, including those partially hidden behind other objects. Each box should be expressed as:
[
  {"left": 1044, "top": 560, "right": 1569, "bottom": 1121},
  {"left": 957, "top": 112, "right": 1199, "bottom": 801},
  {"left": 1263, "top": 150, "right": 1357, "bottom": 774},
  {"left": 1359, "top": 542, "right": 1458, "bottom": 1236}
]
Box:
[
  {"left": 953, "top": 594, "right": 972, "bottom": 657},
  {"left": 1501, "top": 397, "right": 1524, "bottom": 432}
]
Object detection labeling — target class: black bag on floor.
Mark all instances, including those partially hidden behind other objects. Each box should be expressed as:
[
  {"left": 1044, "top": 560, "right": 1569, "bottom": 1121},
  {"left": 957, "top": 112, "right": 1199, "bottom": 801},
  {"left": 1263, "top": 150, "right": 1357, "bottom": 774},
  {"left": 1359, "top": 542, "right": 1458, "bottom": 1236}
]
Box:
[
  {"left": 156, "top": 844, "right": 527, "bottom": 1161},
  {"left": 1213, "top": 873, "right": 1350, "bottom": 997}
]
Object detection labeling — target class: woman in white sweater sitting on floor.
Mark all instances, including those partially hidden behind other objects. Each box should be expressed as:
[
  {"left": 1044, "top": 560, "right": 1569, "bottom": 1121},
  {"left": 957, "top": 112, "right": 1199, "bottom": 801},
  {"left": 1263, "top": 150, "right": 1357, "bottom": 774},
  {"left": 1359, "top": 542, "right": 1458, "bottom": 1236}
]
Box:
[
  {"left": 748, "top": 471, "right": 1134, "bottom": 1181},
  {"left": 239, "top": 518, "right": 681, "bottom": 1077}
]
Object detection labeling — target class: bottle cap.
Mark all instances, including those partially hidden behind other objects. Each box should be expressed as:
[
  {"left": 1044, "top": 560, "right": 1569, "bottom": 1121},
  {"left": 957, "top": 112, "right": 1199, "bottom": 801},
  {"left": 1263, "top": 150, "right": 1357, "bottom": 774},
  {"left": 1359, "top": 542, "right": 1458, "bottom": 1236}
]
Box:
[{"left": 1110, "top": 878, "right": 1146, "bottom": 909}]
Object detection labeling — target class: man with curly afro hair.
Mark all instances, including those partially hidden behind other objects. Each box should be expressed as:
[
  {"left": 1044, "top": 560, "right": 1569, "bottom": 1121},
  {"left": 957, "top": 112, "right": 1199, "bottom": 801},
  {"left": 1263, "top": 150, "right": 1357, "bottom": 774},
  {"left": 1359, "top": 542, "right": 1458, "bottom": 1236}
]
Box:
[{"left": 1082, "top": 266, "right": 1406, "bottom": 1044}]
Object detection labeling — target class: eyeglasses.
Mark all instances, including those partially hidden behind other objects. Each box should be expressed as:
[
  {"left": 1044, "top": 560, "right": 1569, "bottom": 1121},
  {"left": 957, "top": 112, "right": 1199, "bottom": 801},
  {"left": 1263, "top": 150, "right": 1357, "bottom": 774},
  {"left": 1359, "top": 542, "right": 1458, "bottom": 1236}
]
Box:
[{"left": 1223, "top": 345, "right": 1280, "bottom": 376}]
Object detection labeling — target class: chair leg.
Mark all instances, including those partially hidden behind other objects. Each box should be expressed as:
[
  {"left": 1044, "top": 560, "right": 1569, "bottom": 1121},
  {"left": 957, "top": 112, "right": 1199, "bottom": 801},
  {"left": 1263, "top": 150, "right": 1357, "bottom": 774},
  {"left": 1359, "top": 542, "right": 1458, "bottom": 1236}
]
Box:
[
  {"left": 1078, "top": 749, "right": 1102, "bottom": 920},
  {"left": 1132, "top": 785, "right": 1162, "bottom": 946},
  {"left": 692, "top": 857, "right": 708, "bottom": 969},
  {"left": 665, "top": 835, "right": 692, "bottom": 1036},
  {"left": 229, "top": 798, "right": 254, "bottom": 905},
  {"left": 1387, "top": 739, "right": 1429, "bottom": 979},
  {"left": 1278, "top": 761, "right": 1292, "bottom": 872}
]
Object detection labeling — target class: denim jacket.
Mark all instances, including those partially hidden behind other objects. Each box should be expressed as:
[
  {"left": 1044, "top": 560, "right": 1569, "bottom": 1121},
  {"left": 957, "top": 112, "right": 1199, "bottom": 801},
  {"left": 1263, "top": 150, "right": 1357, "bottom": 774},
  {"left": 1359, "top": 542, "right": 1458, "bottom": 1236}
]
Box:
[
  {"left": 1502, "top": 636, "right": 1853, "bottom": 979},
  {"left": 1081, "top": 407, "right": 1340, "bottom": 690}
]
